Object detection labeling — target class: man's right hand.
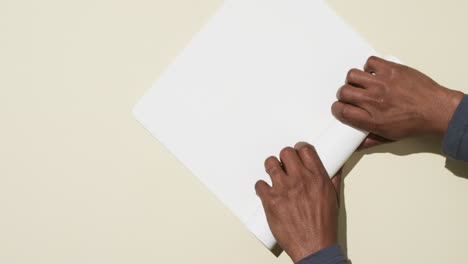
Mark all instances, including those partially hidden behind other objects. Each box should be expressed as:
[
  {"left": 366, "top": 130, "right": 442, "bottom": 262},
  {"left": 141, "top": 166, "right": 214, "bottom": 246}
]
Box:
[{"left": 332, "top": 56, "right": 464, "bottom": 140}]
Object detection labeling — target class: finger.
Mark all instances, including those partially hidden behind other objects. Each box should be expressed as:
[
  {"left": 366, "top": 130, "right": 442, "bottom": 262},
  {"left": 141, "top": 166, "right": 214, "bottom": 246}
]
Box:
[
  {"left": 255, "top": 180, "right": 272, "bottom": 199},
  {"left": 364, "top": 56, "right": 389, "bottom": 75},
  {"left": 294, "top": 142, "right": 330, "bottom": 185},
  {"left": 332, "top": 169, "right": 343, "bottom": 204},
  {"left": 331, "top": 101, "right": 373, "bottom": 132},
  {"left": 331, "top": 169, "right": 342, "bottom": 197},
  {"left": 294, "top": 142, "right": 327, "bottom": 175},
  {"left": 279, "top": 147, "right": 303, "bottom": 180},
  {"left": 346, "top": 68, "right": 375, "bottom": 88},
  {"left": 357, "top": 137, "right": 383, "bottom": 150},
  {"left": 357, "top": 133, "right": 393, "bottom": 151},
  {"left": 337, "top": 84, "right": 371, "bottom": 107},
  {"left": 264, "top": 156, "right": 286, "bottom": 187}
]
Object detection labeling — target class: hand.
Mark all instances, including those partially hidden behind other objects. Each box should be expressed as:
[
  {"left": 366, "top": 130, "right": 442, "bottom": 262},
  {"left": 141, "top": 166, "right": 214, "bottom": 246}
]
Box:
[
  {"left": 332, "top": 56, "right": 464, "bottom": 140},
  {"left": 255, "top": 142, "right": 341, "bottom": 263}
]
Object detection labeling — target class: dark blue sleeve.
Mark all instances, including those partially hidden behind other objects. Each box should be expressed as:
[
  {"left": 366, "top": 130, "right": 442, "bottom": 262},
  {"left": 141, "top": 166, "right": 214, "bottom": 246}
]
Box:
[
  {"left": 443, "top": 95, "right": 468, "bottom": 162},
  {"left": 295, "top": 244, "right": 347, "bottom": 264}
]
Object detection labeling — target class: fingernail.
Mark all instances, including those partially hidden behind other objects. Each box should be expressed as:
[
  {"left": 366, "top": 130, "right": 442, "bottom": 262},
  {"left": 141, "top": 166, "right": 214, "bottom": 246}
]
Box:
[{"left": 294, "top": 141, "right": 308, "bottom": 149}]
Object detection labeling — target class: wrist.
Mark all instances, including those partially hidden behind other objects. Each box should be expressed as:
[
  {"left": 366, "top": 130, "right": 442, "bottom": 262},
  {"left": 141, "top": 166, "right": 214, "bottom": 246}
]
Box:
[
  {"left": 291, "top": 244, "right": 346, "bottom": 264},
  {"left": 287, "top": 240, "right": 336, "bottom": 263},
  {"left": 429, "top": 87, "right": 464, "bottom": 137}
]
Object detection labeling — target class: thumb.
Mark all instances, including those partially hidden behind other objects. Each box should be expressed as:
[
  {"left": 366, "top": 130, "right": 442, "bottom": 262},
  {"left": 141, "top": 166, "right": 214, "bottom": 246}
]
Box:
[
  {"left": 332, "top": 169, "right": 343, "bottom": 204},
  {"left": 357, "top": 133, "right": 393, "bottom": 151}
]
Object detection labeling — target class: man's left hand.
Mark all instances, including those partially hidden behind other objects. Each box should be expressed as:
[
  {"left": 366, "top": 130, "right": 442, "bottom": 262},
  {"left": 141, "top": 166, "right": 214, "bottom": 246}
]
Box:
[{"left": 255, "top": 142, "right": 341, "bottom": 263}]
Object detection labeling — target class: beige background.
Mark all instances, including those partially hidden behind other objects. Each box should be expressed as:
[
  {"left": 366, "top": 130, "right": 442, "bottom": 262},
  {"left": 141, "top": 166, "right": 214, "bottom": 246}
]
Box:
[{"left": 1, "top": 0, "right": 468, "bottom": 263}]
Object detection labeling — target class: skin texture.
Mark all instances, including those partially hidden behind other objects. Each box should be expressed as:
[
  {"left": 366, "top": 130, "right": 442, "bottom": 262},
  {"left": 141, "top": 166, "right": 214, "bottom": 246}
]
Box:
[
  {"left": 332, "top": 56, "right": 464, "bottom": 140},
  {"left": 255, "top": 142, "right": 341, "bottom": 263}
]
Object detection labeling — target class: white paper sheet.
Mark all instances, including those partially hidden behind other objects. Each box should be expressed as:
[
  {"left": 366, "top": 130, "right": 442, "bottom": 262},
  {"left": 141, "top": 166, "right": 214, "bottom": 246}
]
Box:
[{"left": 134, "top": 0, "right": 382, "bottom": 250}]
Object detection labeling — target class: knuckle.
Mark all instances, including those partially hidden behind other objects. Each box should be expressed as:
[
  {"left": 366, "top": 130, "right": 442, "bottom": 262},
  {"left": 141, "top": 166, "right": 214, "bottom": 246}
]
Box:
[
  {"left": 308, "top": 172, "right": 325, "bottom": 187},
  {"left": 267, "top": 195, "right": 282, "bottom": 210},
  {"left": 377, "top": 95, "right": 386, "bottom": 105},
  {"left": 336, "top": 86, "right": 343, "bottom": 100},
  {"left": 368, "top": 93, "right": 384, "bottom": 105},
  {"left": 264, "top": 156, "right": 277, "bottom": 167},
  {"left": 254, "top": 180, "right": 262, "bottom": 190},
  {"left": 331, "top": 101, "right": 341, "bottom": 115},
  {"left": 266, "top": 165, "right": 282, "bottom": 176},
  {"left": 389, "top": 65, "right": 402, "bottom": 78},
  {"left": 296, "top": 144, "right": 309, "bottom": 155},
  {"left": 340, "top": 105, "right": 351, "bottom": 120},
  {"left": 338, "top": 84, "right": 352, "bottom": 100},
  {"left": 369, "top": 79, "right": 386, "bottom": 92},
  {"left": 280, "top": 147, "right": 295, "bottom": 158},
  {"left": 346, "top": 68, "right": 359, "bottom": 81},
  {"left": 255, "top": 180, "right": 267, "bottom": 193},
  {"left": 367, "top": 56, "right": 378, "bottom": 65},
  {"left": 297, "top": 143, "right": 316, "bottom": 157},
  {"left": 373, "top": 78, "right": 386, "bottom": 89},
  {"left": 295, "top": 141, "right": 309, "bottom": 150}
]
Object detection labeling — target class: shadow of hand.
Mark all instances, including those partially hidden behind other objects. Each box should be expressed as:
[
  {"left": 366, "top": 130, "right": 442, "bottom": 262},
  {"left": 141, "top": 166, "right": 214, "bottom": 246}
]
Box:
[{"left": 356, "top": 136, "right": 468, "bottom": 179}]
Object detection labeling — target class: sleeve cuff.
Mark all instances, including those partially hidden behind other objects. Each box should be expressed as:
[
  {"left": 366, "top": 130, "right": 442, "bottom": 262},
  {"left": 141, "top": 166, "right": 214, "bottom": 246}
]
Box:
[
  {"left": 443, "top": 94, "right": 468, "bottom": 162},
  {"left": 295, "top": 244, "right": 347, "bottom": 264}
]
